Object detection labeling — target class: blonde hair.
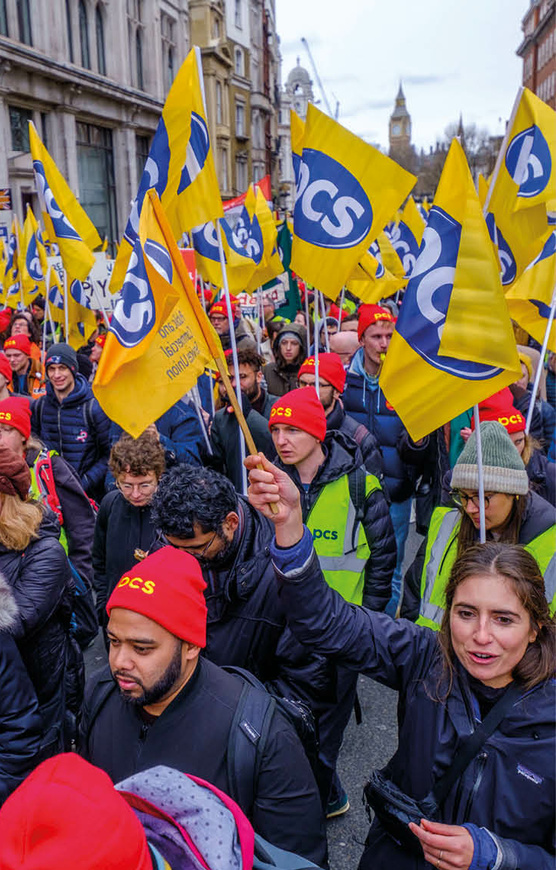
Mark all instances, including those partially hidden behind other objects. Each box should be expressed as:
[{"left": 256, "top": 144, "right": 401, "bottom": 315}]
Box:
[{"left": 0, "top": 493, "right": 43, "bottom": 551}]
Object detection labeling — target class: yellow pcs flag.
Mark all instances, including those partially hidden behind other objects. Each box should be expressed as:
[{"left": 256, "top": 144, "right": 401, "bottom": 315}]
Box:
[
  {"left": 485, "top": 87, "right": 555, "bottom": 287},
  {"left": 245, "top": 187, "right": 284, "bottom": 291},
  {"left": 506, "top": 230, "right": 556, "bottom": 352},
  {"left": 111, "top": 46, "right": 223, "bottom": 292},
  {"left": 21, "top": 207, "right": 49, "bottom": 304},
  {"left": 380, "top": 139, "right": 521, "bottom": 442},
  {"left": 94, "top": 189, "right": 226, "bottom": 437},
  {"left": 29, "top": 122, "right": 100, "bottom": 280},
  {"left": 291, "top": 104, "right": 415, "bottom": 298},
  {"left": 290, "top": 109, "right": 305, "bottom": 187}
]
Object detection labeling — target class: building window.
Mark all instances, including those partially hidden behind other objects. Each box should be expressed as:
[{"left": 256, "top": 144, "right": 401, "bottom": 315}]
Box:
[
  {"left": 161, "top": 13, "right": 176, "bottom": 91},
  {"left": 216, "top": 80, "right": 223, "bottom": 124},
  {"left": 16, "top": 0, "right": 32, "bottom": 45},
  {"left": 65, "top": 0, "right": 74, "bottom": 61},
  {"left": 0, "top": 0, "right": 8, "bottom": 37},
  {"left": 136, "top": 29, "right": 144, "bottom": 89},
  {"left": 212, "top": 12, "right": 220, "bottom": 40},
  {"left": 135, "top": 134, "right": 150, "bottom": 187},
  {"left": 219, "top": 147, "right": 228, "bottom": 190},
  {"left": 235, "top": 156, "right": 248, "bottom": 192},
  {"left": 79, "top": 0, "right": 91, "bottom": 69},
  {"left": 9, "top": 106, "right": 33, "bottom": 152},
  {"left": 235, "top": 102, "right": 245, "bottom": 137},
  {"left": 234, "top": 0, "right": 242, "bottom": 28},
  {"left": 96, "top": 5, "right": 106, "bottom": 75},
  {"left": 235, "top": 47, "right": 244, "bottom": 76},
  {"left": 76, "top": 121, "right": 117, "bottom": 244}
]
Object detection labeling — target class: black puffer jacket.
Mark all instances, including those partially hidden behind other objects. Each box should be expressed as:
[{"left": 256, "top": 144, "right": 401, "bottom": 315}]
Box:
[
  {"left": 325, "top": 399, "right": 384, "bottom": 480},
  {"left": 0, "top": 511, "right": 77, "bottom": 752},
  {"left": 0, "top": 578, "right": 43, "bottom": 803},
  {"left": 277, "top": 431, "right": 396, "bottom": 610},
  {"left": 93, "top": 489, "right": 158, "bottom": 622},
  {"left": 263, "top": 323, "right": 308, "bottom": 396}
]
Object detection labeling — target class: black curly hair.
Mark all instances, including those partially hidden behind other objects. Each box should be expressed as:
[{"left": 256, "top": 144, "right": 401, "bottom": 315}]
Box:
[{"left": 150, "top": 465, "right": 238, "bottom": 538}]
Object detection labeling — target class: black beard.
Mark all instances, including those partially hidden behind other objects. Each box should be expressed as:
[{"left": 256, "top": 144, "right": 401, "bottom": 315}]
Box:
[
  {"left": 200, "top": 532, "right": 238, "bottom": 569},
  {"left": 114, "top": 641, "right": 183, "bottom": 707}
]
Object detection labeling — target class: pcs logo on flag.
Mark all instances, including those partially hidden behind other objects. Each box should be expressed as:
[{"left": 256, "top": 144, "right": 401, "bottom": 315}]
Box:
[
  {"left": 485, "top": 214, "right": 517, "bottom": 286},
  {"left": 33, "top": 159, "right": 82, "bottom": 243},
  {"left": 505, "top": 125, "right": 552, "bottom": 199},
  {"left": 294, "top": 149, "right": 373, "bottom": 249},
  {"left": 110, "top": 238, "right": 172, "bottom": 348},
  {"left": 397, "top": 206, "right": 503, "bottom": 381}
]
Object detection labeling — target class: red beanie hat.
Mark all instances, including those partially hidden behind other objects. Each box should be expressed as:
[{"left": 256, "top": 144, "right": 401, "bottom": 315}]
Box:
[
  {"left": 0, "top": 351, "right": 12, "bottom": 383},
  {"left": 357, "top": 304, "right": 395, "bottom": 340},
  {"left": 298, "top": 353, "right": 346, "bottom": 392},
  {"left": 471, "top": 402, "right": 526, "bottom": 435},
  {"left": 0, "top": 754, "right": 151, "bottom": 870},
  {"left": 107, "top": 546, "right": 208, "bottom": 647},
  {"left": 95, "top": 333, "right": 107, "bottom": 348},
  {"left": 4, "top": 334, "right": 31, "bottom": 356},
  {"left": 0, "top": 396, "right": 31, "bottom": 439},
  {"left": 269, "top": 387, "right": 326, "bottom": 441},
  {"left": 210, "top": 301, "right": 237, "bottom": 319}
]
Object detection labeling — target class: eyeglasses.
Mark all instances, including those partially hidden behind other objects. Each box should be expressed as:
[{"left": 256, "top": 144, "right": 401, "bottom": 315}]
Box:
[
  {"left": 117, "top": 481, "right": 157, "bottom": 495},
  {"left": 451, "top": 491, "right": 493, "bottom": 509},
  {"left": 159, "top": 530, "right": 217, "bottom": 560}
]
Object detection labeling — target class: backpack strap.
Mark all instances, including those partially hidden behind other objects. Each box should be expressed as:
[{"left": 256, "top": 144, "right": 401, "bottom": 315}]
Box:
[
  {"left": 224, "top": 666, "right": 277, "bottom": 819},
  {"left": 347, "top": 466, "right": 367, "bottom": 552}
]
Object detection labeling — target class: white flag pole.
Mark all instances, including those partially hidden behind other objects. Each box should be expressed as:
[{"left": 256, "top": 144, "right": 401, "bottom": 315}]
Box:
[
  {"left": 216, "top": 221, "right": 248, "bottom": 495},
  {"left": 313, "top": 290, "right": 320, "bottom": 399},
  {"left": 63, "top": 268, "right": 69, "bottom": 341},
  {"left": 482, "top": 86, "right": 523, "bottom": 217},
  {"left": 525, "top": 285, "right": 556, "bottom": 434},
  {"left": 473, "top": 405, "right": 487, "bottom": 544}
]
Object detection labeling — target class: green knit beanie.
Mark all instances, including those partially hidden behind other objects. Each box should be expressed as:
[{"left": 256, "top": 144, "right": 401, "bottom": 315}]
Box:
[{"left": 451, "top": 421, "right": 529, "bottom": 495}]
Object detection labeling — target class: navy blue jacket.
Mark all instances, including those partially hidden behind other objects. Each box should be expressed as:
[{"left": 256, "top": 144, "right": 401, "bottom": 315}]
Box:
[
  {"left": 109, "top": 400, "right": 205, "bottom": 469},
  {"left": 272, "top": 534, "right": 555, "bottom": 870},
  {"left": 343, "top": 349, "right": 428, "bottom": 502},
  {"left": 32, "top": 374, "right": 111, "bottom": 499}
]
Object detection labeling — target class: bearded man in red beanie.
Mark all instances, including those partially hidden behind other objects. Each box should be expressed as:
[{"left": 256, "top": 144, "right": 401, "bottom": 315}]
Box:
[
  {"left": 78, "top": 546, "right": 327, "bottom": 867},
  {"left": 268, "top": 387, "right": 395, "bottom": 819}
]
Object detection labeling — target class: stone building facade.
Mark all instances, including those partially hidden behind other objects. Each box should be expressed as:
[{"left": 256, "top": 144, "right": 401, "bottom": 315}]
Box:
[{"left": 0, "top": 0, "right": 282, "bottom": 245}]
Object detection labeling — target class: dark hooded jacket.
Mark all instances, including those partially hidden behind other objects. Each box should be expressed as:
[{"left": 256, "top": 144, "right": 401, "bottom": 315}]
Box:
[
  {"left": 93, "top": 489, "right": 158, "bottom": 623},
  {"left": 263, "top": 323, "right": 308, "bottom": 397},
  {"left": 272, "top": 537, "right": 555, "bottom": 870},
  {"left": 32, "top": 374, "right": 111, "bottom": 501},
  {"left": 0, "top": 510, "right": 78, "bottom": 753},
  {"left": 210, "top": 392, "right": 277, "bottom": 492},
  {"left": 0, "top": 578, "right": 43, "bottom": 803},
  {"left": 277, "top": 431, "right": 396, "bottom": 610}
]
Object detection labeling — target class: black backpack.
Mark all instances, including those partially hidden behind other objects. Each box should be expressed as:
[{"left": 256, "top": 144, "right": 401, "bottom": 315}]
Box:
[{"left": 223, "top": 665, "right": 319, "bottom": 817}]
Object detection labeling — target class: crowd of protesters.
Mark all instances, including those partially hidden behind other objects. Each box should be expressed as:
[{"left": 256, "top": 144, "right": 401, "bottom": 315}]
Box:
[{"left": 0, "top": 286, "right": 553, "bottom": 870}]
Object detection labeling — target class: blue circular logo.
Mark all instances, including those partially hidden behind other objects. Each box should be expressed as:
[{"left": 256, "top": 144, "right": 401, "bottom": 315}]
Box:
[
  {"left": 505, "top": 125, "right": 552, "bottom": 199},
  {"left": 111, "top": 244, "right": 156, "bottom": 348},
  {"left": 124, "top": 119, "right": 171, "bottom": 246},
  {"left": 397, "top": 206, "right": 504, "bottom": 380},
  {"left": 485, "top": 214, "right": 517, "bottom": 286},
  {"left": 33, "top": 160, "right": 82, "bottom": 242},
  {"left": 293, "top": 149, "right": 373, "bottom": 249},
  {"left": 192, "top": 221, "right": 220, "bottom": 262},
  {"left": 369, "top": 240, "right": 385, "bottom": 278},
  {"left": 178, "top": 112, "right": 210, "bottom": 194}
]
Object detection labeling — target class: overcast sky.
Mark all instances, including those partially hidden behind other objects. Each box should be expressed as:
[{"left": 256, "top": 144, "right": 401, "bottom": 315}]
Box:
[{"left": 276, "top": 0, "right": 528, "bottom": 151}]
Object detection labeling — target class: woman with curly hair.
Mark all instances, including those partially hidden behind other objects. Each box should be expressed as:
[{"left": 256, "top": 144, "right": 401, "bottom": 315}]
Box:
[{"left": 92, "top": 428, "right": 165, "bottom": 632}]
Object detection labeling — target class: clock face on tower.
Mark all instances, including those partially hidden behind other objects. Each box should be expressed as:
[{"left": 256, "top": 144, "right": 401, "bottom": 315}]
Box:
[{"left": 392, "top": 123, "right": 401, "bottom": 136}]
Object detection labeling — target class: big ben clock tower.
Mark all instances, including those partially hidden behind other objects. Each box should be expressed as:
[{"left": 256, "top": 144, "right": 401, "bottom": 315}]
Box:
[{"left": 389, "top": 82, "right": 412, "bottom": 152}]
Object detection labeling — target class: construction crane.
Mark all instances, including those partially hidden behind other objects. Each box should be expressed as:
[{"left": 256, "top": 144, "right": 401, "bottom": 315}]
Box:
[{"left": 301, "top": 37, "right": 340, "bottom": 120}]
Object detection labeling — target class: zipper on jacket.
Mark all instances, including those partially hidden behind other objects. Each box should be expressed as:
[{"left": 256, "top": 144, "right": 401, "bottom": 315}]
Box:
[
  {"left": 462, "top": 751, "right": 487, "bottom": 823},
  {"left": 57, "top": 405, "right": 64, "bottom": 458}
]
